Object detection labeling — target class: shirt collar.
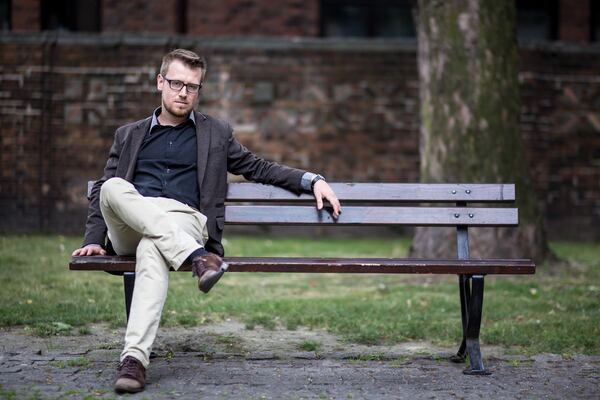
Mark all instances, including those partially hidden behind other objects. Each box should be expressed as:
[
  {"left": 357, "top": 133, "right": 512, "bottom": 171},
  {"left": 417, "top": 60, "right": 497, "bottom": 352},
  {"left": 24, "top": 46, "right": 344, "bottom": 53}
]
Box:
[{"left": 150, "top": 107, "right": 196, "bottom": 130}]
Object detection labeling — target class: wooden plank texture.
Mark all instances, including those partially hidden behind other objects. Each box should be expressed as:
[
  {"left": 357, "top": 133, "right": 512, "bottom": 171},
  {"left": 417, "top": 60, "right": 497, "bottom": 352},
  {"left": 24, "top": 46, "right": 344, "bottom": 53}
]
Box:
[
  {"left": 224, "top": 206, "right": 518, "bottom": 226},
  {"left": 226, "top": 183, "right": 515, "bottom": 203},
  {"left": 87, "top": 181, "right": 515, "bottom": 203},
  {"left": 70, "top": 256, "right": 535, "bottom": 275}
]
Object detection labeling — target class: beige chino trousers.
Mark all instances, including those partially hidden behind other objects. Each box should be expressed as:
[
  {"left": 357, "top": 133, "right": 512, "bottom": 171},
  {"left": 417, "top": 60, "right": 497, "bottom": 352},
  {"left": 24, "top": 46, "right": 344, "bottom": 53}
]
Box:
[{"left": 99, "top": 177, "right": 208, "bottom": 367}]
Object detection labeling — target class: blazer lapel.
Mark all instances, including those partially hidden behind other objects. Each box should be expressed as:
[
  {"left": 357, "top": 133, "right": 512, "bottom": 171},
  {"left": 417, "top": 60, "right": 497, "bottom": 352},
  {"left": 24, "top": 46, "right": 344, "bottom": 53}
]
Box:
[
  {"left": 195, "top": 111, "right": 211, "bottom": 188},
  {"left": 125, "top": 117, "right": 151, "bottom": 180}
]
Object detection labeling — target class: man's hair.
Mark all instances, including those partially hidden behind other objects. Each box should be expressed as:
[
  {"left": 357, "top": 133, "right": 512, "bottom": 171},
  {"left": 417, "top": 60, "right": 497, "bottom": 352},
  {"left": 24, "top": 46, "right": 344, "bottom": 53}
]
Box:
[{"left": 160, "top": 49, "right": 206, "bottom": 80}]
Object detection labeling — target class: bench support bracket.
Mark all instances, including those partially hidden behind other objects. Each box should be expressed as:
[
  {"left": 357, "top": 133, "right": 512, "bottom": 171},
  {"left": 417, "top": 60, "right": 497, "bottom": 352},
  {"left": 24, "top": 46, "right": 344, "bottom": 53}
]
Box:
[
  {"left": 450, "top": 274, "right": 490, "bottom": 374},
  {"left": 463, "top": 274, "right": 491, "bottom": 375},
  {"left": 124, "top": 272, "right": 135, "bottom": 322},
  {"left": 450, "top": 223, "right": 491, "bottom": 375},
  {"left": 450, "top": 274, "right": 470, "bottom": 363}
]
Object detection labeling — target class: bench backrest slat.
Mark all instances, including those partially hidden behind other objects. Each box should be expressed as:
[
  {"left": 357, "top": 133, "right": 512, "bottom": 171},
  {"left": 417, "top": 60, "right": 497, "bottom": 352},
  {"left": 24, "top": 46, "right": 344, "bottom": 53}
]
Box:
[
  {"left": 226, "top": 183, "right": 515, "bottom": 203},
  {"left": 88, "top": 181, "right": 515, "bottom": 203},
  {"left": 86, "top": 181, "right": 517, "bottom": 226},
  {"left": 225, "top": 206, "right": 518, "bottom": 226}
]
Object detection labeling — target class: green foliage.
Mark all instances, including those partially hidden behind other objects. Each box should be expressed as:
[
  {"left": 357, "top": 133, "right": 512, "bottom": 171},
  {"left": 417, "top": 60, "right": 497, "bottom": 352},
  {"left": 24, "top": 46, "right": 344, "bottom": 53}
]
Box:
[
  {"left": 0, "top": 385, "right": 17, "bottom": 400},
  {"left": 297, "top": 340, "right": 321, "bottom": 352},
  {"left": 49, "top": 357, "right": 91, "bottom": 369},
  {"left": 30, "top": 321, "right": 73, "bottom": 337},
  {"left": 78, "top": 326, "right": 92, "bottom": 335},
  {"left": 348, "top": 353, "right": 387, "bottom": 361},
  {"left": 389, "top": 356, "right": 410, "bottom": 367},
  {"left": 0, "top": 235, "right": 598, "bottom": 354},
  {"left": 244, "top": 313, "right": 277, "bottom": 331}
]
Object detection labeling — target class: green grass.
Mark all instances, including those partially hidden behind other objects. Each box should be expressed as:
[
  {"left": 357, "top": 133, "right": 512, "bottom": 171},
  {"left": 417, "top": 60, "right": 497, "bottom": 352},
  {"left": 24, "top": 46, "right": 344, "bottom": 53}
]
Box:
[
  {"left": 348, "top": 352, "right": 387, "bottom": 361},
  {"left": 0, "top": 234, "right": 599, "bottom": 355},
  {"left": 0, "top": 386, "right": 17, "bottom": 400},
  {"left": 49, "top": 356, "right": 92, "bottom": 369},
  {"left": 297, "top": 340, "right": 322, "bottom": 352}
]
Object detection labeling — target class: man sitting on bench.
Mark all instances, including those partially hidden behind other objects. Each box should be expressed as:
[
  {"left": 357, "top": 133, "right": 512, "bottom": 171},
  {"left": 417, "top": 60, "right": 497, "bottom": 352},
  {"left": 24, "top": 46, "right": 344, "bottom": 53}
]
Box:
[{"left": 72, "top": 48, "right": 341, "bottom": 394}]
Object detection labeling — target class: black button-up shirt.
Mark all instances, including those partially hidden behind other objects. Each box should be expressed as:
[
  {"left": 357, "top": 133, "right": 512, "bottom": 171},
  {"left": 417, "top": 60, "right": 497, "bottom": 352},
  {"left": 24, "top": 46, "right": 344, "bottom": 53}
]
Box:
[{"left": 132, "top": 109, "right": 199, "bottom": 209}]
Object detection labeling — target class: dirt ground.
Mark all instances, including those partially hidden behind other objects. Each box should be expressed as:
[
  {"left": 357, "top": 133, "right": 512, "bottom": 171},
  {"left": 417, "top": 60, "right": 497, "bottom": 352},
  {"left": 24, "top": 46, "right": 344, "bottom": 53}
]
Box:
[{"left": 1, "top": 320, "right": 598, "bottom": 399}]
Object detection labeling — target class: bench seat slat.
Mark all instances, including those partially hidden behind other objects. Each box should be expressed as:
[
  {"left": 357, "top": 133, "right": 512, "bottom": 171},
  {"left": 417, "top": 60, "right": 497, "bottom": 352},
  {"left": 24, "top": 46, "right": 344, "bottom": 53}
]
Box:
[
  {"left": 70, "top": 256, "right": 535, "bottom": 275},
  {"left": 225, "top": 206, "right": 518, "bottom": 226},
  {"left": 226, "top": 183, "right": 515, "bottom": 203}
]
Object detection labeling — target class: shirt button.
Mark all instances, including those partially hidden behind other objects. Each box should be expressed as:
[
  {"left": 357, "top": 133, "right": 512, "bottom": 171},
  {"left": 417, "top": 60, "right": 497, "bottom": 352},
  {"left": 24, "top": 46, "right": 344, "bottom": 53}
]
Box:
[
  {"left": 166, "top": 168, "right": 170, "bottom": 173},
  {"left": 169, "top": 141, "right": 173, "bottom": 146}
]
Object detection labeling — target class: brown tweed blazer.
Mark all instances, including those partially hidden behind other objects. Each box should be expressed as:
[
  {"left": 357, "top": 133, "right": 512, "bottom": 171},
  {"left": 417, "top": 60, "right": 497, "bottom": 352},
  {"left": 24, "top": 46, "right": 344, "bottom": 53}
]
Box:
[{"left": 83, "top": 111, "right": 306, "bottom": 256}]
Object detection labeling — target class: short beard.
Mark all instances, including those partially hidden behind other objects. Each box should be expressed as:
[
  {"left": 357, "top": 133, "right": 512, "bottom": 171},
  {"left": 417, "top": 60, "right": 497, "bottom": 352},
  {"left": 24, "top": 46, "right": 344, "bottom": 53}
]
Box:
[{"left": 164, "top": 102, "right": 192, "bottom": 118}]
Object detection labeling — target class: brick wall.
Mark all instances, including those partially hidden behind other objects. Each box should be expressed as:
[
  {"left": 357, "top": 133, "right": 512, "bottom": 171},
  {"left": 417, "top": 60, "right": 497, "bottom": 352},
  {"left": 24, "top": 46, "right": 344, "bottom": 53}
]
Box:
[
  {"left": 102, "top": 0, "right": 180, "bottom": 34},
  {"left": 520, "top": 45, "right": 600, "bottom": 238},
  {"left": 559, "top": 0, "right": 591, "bottom": 41},
  {"left": 187, "top": 0, "right": 320, "bottom": 36},
  {"left": 11, "top": 0, "right": 40, "bottom": 32},
  {"left": 10, "top": 0, "right": 595, "bottom": 41},
  {"left": 0, "top": 34, "right": 598, "bottom": 239}
]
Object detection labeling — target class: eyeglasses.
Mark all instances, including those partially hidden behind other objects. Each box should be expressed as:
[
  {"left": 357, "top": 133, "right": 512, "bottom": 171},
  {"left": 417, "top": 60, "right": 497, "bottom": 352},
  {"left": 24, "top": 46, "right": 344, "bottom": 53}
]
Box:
[{"left": 163, "top": 77, "right": 202, "bottom": 93}]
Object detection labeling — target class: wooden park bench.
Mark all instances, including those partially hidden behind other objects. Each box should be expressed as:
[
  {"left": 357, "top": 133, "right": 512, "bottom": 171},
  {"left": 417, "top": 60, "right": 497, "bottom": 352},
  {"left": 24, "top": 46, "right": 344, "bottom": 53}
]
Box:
[{"left": 70, "top": 182, "right": 535, "bottom": 375}]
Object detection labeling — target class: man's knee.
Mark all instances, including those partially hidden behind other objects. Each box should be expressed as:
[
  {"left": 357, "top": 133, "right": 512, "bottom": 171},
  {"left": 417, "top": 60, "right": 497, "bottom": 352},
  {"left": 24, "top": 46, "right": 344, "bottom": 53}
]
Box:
[{"left": 100, "top": 177, "right": 128, "bottom": 203}]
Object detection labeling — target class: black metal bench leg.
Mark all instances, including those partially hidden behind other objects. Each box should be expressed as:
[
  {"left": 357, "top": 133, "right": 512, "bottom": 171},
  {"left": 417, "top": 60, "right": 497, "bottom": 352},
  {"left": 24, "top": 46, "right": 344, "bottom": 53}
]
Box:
[
  {"left": 450, "top": 274, "right": 470, "bottom": 363},
  {"left": 463, "top": 274, "right": 491, "bottom": 375},
  {"left": 123, "top": 272, "right": 135, "bottom": 322}
]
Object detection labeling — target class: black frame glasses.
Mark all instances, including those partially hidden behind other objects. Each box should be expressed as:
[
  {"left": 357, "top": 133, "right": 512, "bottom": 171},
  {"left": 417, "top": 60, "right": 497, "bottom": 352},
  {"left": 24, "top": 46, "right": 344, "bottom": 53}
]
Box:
[{"left": 163, "top": 77, "right": 202, "bottom": 93}]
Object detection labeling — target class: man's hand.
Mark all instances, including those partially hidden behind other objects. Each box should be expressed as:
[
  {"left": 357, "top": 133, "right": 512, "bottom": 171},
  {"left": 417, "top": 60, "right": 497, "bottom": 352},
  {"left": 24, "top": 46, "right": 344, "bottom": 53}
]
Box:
[
  {"left": 313, "top": 180, "right": 342, "bottom": 219},
  {"left": 72, "top": 244, "right": 106, "bottom": 256}
]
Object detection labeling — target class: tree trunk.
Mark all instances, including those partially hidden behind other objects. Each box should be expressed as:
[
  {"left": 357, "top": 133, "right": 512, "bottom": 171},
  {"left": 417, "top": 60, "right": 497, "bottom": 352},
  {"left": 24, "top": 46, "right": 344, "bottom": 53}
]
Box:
[{"left": 411, "top": 0, "right": 551, "bottom": 262}]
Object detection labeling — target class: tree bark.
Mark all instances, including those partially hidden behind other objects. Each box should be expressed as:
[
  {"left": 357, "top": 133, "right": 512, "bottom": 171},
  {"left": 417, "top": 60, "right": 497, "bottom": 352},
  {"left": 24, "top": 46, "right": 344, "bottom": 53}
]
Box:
[{"left": 411, "top": 0, "right": 551, "bottom": 262}]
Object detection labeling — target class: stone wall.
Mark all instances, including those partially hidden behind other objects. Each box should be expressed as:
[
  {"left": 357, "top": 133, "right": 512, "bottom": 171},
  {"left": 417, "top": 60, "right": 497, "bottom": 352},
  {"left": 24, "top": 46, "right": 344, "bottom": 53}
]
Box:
[{"left": 0, "top": 33, "right": 598, "bottom": 239}]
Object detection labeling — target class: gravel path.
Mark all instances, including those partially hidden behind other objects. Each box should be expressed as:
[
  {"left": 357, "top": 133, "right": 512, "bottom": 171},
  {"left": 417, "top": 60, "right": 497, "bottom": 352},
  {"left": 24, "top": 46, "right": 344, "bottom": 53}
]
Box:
[{"left": 1, "top": 322, "right": 598, "bottom": 399}]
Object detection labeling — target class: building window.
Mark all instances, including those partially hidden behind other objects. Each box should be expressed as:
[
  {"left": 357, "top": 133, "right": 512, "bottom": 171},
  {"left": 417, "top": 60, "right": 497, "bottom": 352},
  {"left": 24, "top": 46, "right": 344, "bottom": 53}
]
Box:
[
  {"left": 321, "top": 0, "right": 415, "bottom": 38},
  {"left": 592, "top": 1, "right": 600, "bottom": 41},
  {"left": 41, "top": 0, "right": 100, "bottom": 32},
  {"left": 0, "top": 0, "right": 10, "bottom": 31},
  {"left": 516, "top": 0, "right": 558, "bottom": 41}
]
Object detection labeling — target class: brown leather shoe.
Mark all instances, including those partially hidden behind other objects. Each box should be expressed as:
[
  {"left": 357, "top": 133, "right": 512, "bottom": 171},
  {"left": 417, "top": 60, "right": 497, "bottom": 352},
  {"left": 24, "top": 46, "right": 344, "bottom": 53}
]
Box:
[
  {"left": 191, "top": 253, "right": 229, "bottom": 293},
  {"left": 114, "top": 356, "right": 146, "bottom": 393}
]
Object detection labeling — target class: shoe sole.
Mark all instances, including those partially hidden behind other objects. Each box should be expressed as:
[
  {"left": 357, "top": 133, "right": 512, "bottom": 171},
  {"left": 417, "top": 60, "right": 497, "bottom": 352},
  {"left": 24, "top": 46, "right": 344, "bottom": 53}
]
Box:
[
  {"left": 115, "top": 381, "right": 144, "bottom": 394},
  {"left": 198, "top": 265, "right": 227, "bottom": 293},
  {"left": 115, "top": 386, "right": 144, "bottom": 394}
]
